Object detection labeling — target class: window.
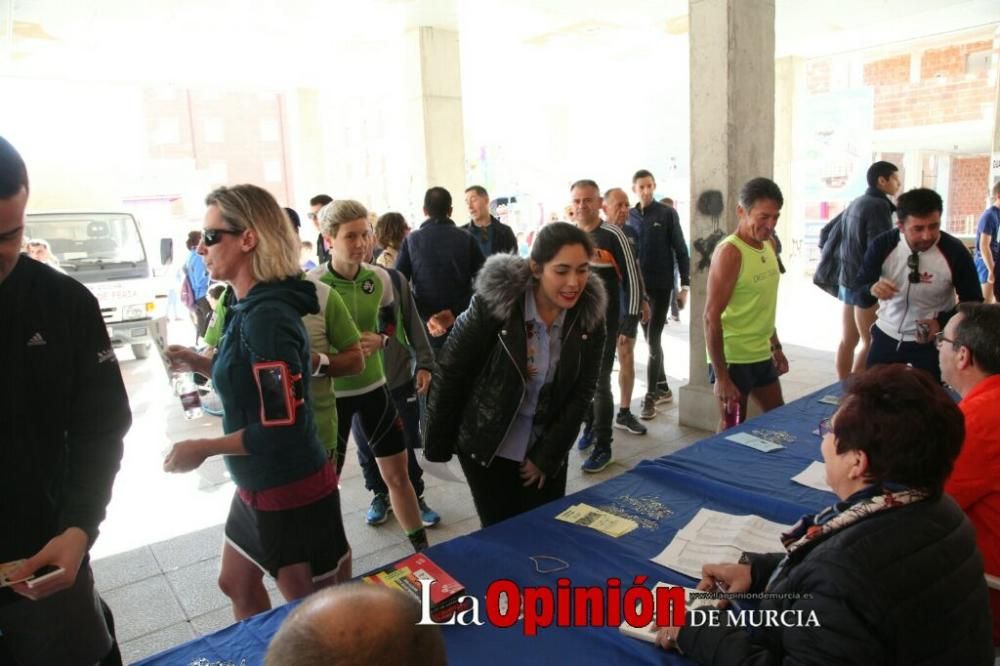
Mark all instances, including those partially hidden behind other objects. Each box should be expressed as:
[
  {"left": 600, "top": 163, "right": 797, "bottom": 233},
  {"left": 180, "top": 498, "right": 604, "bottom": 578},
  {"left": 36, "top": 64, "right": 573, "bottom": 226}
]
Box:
[{"left": 966, "top": 49, "right": 990, "bottom": 75}]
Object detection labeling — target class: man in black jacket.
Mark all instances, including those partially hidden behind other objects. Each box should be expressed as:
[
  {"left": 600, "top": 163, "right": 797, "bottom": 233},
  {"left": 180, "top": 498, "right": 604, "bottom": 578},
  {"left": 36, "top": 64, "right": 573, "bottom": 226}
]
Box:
[
  {"left": 462, "top": 185, "right": 518, "bottom": 257},
  {"left": 0, "top": 136, "right": 131, "bottom": 664},
  {"left": 628, "top": 169, "right": 690, "bottom": 419},
  {"left": 396, "top": 187, "right": 486, "bottom": 349},
  {"left": 572, "top": 180, "right": 642, "bottom": 473},
  {"left": 834, "top": 160, "right": 900, "bottom": 378}
]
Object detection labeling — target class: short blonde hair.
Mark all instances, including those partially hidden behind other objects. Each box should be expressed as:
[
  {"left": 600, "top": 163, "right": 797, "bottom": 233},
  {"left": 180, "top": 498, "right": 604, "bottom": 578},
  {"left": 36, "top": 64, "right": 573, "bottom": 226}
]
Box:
[
  {"left": 319, "top": 199, "right": 369, "bottom": 238},
  {"left": 205, "top": 184, "right": 300, "bottom": 282}
]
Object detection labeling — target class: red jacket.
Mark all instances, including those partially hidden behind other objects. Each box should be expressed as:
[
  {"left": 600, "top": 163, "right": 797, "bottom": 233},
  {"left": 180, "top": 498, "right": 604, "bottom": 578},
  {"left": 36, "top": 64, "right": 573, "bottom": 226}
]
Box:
[{"left": 946, "top": 373, "right": 1000, "bottom": 643}]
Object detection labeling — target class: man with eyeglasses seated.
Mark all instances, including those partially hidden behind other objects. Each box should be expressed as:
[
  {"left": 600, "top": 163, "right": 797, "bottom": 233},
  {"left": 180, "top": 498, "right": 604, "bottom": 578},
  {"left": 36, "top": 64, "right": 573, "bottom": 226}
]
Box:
[
  {"left": 855, "top": 187, "right": 981, "bottom": 382},
  {"left": 938, "top": 302, "right": 1000, "bottom": 646}
]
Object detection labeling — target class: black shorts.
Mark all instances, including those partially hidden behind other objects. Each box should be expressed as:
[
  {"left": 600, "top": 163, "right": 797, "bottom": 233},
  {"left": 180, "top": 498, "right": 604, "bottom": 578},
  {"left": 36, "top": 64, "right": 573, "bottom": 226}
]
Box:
[
  {"left": 618, "top": 316, "right": 638, "bottom": 339},
  {"left": 708, "top": 359, "right": 779, "bottom": 396},
  {"left": 224, "top": 490, "right": 350, "bottom": 581},
  {"left": 336, "top": 385, "right": 407, "bottom": 458}
]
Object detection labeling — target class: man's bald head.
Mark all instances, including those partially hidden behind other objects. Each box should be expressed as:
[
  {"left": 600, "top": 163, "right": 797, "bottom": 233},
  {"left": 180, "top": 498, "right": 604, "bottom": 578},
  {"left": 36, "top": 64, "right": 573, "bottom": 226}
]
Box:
[
  {"left": 265, "top": 584, "right": 447, "bottom": 666},
  {"left": 602, "top": 188, "right": 630, "bottom": 227}
]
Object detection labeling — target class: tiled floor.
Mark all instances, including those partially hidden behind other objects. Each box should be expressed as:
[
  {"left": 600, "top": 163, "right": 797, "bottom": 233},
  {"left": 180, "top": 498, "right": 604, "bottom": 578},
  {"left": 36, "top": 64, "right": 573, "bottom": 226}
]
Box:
[{"left": 95, "top": 273, "right": 841, "bottom": 662}]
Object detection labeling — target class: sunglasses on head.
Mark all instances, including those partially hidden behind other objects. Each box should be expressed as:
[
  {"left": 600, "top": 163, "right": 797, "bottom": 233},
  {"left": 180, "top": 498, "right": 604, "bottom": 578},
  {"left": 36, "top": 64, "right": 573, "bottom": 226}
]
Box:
[
  {"left": 202, "top": 228, "right": 242, "bottom": 247},
  {"left": 907, "top": 252, "right": 920, "bottom": 284}
]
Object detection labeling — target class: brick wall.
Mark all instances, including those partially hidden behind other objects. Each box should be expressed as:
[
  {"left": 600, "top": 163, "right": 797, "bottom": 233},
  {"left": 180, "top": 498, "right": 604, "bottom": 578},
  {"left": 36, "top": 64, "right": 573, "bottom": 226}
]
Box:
[
  {"left": 872, "top": 82, "right": 994, "bottom": 129},
  {"left": 863, "top": 55, "right": 910, "bottom": 87},
  {"left": 859, "top": 38, "right": 996, "bottom": 130},
  {"left": 921, "top": 40, "right": 992, "bottom": 80},
  {"left": 948, "top": 155, "right": 990, "bottom": 236}
]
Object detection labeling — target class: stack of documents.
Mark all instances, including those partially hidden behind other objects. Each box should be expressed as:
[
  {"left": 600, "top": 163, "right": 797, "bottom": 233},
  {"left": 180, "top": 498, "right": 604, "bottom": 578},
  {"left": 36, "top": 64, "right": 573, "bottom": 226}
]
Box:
[
  {"left": 652, "top": 509, "right": 790, "bottom": 578},
  {"left": 555, "top": 503, "right": 638, "bottom": 537}
]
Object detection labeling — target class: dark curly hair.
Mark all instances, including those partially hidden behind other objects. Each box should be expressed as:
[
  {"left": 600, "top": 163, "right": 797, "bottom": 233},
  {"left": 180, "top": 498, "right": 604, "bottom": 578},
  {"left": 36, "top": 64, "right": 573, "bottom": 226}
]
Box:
[{"left": 833, "top": 364, "right": 963, "bottom": 496}]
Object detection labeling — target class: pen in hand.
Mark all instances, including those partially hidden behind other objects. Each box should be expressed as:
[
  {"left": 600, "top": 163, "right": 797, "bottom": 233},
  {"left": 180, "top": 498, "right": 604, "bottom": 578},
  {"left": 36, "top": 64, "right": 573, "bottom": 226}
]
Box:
[{"left": 715, "top": 580, "right": 742, "bottom": 612}]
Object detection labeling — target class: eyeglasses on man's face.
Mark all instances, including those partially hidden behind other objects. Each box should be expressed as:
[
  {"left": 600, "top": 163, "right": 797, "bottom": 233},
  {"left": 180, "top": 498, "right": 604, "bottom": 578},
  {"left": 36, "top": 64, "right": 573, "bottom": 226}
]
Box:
[
  {"left": 202, "top": 228, "right": 242, "bottom": 247},
  {"left": 934, "top": 331, "right": 956, "bottom": 348},
  {"left": 818, "top": 417, "right": 834, "bottom": 438}
]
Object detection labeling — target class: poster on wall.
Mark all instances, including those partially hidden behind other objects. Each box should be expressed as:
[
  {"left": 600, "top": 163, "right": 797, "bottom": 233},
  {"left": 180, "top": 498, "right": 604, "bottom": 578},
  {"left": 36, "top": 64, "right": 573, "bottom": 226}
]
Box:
[
  {"left": 799, "top": 88, "right": 875, "bottom": 201},
  {"left": 796, "top": 87, "right": 875, "bottom": 262}
]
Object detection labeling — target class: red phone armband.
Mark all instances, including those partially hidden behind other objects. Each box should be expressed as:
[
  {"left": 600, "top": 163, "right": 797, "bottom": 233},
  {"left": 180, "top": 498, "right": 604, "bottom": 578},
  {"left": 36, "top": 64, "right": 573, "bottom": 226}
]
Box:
[{"left": 253, "top": 361, "right": 304, "bottom": 426}]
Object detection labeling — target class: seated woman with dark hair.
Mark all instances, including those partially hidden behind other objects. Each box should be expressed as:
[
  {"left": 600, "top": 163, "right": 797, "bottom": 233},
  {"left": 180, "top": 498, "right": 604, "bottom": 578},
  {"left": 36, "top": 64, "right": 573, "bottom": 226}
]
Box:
[{"left": 658, "top": 364, "right": 994, "bottom": 664}]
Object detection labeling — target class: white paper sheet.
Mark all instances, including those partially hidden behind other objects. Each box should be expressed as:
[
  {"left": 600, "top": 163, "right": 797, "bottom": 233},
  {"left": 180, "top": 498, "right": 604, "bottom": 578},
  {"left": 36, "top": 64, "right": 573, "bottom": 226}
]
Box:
[
  {"left": 651, "top": 539, "right": 745, "bottom": 579},
  {"left": 675, "top": 508, "right": 789, "bottom": 552},
  {"left": 791, "top": 461, "right": 835, "bottom": 494},
  {"left": 724, "top": 432, "right": 784, "bottom": 452},
  {"left": 651, "top": 509, "right": 791, "bottom": 578}
]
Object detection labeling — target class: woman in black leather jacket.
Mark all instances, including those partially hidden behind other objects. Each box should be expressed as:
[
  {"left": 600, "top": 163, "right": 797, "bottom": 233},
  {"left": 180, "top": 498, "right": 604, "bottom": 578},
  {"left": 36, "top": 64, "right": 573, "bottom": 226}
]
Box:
[
  {"left": 657, "top": 364, "right": 994, "bottom": 665},
  {"left": 424, "top": 222, "right": 606, "bottom": 526}
]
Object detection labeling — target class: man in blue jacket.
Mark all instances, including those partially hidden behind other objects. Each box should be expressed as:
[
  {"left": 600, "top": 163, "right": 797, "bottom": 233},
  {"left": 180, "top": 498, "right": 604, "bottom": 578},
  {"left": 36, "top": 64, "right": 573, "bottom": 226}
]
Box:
[
  {"left": 857, "top": 187, "right": 981, "bottom": 382},
  {"left": 628, "top": 169, "right": 690, "bottom": 420},
  {"left": 396, "top": 187, "right": 486, "bottom": 350},
  {"left": 462, "top": 185, "right": 518, "bottom": 257},
  {"left": 834, "top": 160, "right": 900, "bottom": 378}
]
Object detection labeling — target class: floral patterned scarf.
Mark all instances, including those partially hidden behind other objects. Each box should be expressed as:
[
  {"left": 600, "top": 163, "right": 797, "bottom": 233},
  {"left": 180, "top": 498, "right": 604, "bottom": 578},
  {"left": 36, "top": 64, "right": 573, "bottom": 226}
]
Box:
[
  {"left": 781, "top": 484, "right": 928, "bottom": 555},
  {"left": 765, "top": 484, "right": 929, "bottom": 590}
]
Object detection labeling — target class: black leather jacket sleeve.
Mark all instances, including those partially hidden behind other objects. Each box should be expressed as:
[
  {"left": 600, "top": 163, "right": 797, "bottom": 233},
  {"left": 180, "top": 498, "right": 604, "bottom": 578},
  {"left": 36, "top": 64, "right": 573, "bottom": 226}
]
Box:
[{"left": 423, "top": 294, "right": 497, "bottom": 462}]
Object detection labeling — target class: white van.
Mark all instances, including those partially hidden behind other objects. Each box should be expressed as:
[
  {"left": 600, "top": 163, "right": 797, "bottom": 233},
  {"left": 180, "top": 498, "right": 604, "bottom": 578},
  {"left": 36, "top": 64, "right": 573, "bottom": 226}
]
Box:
[{"left": 25, "top": 211, "right": 159, "bottom": 359}]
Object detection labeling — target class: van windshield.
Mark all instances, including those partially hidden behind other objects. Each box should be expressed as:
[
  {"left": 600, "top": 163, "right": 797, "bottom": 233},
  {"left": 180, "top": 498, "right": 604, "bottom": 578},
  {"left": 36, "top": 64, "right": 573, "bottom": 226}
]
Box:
[{"left": 24, "top": 213, "right": 147, "bottom": 269}]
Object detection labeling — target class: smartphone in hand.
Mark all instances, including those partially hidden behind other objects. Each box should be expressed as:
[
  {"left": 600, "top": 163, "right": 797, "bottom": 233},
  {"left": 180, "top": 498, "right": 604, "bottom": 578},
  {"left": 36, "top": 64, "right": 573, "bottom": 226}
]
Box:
[{"left": 0, "top": 560, "right": 65, "bottom": 588}]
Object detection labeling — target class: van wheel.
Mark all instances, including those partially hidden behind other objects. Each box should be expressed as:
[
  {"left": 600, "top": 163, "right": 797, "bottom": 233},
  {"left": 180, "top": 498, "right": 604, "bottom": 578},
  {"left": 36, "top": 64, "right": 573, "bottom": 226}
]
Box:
[{"left": 132, "top": 343, "right": 151, "bottom": 360}]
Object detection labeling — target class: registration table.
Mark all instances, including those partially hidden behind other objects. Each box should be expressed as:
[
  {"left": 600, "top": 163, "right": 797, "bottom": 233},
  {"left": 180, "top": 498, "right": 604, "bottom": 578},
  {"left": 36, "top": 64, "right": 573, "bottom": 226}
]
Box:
[{"left": 137, "top": 385, "right": 842, "bottom": 665}]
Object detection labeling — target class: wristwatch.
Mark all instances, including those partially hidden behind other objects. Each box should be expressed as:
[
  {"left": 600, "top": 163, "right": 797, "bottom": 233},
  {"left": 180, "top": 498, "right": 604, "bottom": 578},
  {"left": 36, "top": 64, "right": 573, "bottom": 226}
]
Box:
[{"left": 312, "top": 352, "right": 330, "bottom": 377}]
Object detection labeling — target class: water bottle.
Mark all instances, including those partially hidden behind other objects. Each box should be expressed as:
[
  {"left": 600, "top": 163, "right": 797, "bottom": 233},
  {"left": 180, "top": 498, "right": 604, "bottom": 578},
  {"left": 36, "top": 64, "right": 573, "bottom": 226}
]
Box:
[
  {"left": 174, "top": 372, "right": 203, "bottom": 420},
  {"left": 723, "top": 399, "right": 741, "bottom": 429}
]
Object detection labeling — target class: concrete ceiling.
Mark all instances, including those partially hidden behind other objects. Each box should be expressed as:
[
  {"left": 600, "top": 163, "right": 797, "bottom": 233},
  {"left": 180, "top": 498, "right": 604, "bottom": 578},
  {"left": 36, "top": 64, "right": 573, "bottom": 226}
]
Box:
[{"left": 2, "top": 0, "right": 998, "bottom": 86}]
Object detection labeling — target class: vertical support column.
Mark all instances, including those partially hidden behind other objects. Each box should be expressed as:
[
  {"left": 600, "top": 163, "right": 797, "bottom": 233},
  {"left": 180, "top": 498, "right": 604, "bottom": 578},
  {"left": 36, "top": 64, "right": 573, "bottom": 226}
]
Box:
[
  {"left": 774, "top": 56, "right": 798, "bottom": 264},
  {"left": 404, "top": 26, "right": 466, "bottom": 205},
  {"left": 284, "top": 88, "right": 326, "bottom": 210},
  {"left": 679, "top": 0, "right": 776, "bottom": 431},
  {"left": 990, "top": 25, "right": 1000, "bottom": 190}
]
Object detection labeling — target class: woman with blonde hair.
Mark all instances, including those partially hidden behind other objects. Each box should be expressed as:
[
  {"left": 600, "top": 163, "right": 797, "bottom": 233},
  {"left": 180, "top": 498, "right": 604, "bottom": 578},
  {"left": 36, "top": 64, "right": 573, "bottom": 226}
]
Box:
[
  {"left": 374, "top": 212, "right": 409, "bottom": 269},
  {"left": 164, "top": 184, "right": 350, "bottom": 619}
]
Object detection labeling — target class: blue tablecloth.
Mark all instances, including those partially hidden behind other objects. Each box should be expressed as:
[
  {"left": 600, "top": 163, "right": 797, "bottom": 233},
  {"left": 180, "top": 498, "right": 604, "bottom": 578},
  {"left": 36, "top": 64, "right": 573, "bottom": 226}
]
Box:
[
  {"left": 137, "top": 384, "right": 843, "bottom": 666},
  {"left": 651, "top": 383, "right": 842, "bottom": 514}
]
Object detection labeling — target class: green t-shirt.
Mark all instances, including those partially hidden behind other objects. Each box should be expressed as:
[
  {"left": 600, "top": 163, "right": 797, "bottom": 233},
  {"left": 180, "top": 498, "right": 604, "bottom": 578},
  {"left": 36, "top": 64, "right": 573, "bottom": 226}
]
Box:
[
  {"left": 202, "top": 288, "right": 230, "bottom": 348},
  {"left": 303, "top": 275, "right": 362, "bottom": 453},
  {"left": 719, "top": 234, "right": 780, "bottom": 364},
  {"left": 308, "top": 263, "right": 394, "bottom": 397}
]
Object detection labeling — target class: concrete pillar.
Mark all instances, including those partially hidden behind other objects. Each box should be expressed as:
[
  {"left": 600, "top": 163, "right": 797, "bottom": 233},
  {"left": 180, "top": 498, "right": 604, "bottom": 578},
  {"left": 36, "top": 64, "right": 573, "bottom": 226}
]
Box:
[
  {"left": 284, "top": 88, "right": 327, "bottom": 211},
  {"left": 679, "top": 0, "right": 776, "bottom": 431},
  {"left": 403, "top": 26, "right": 466, "bottom": 206},
  {"left": 774, "top": 56, "right": 798, "bottom": 266},
  {"left": 990, "top": 25, "right": 1000, "bottom": 190}
]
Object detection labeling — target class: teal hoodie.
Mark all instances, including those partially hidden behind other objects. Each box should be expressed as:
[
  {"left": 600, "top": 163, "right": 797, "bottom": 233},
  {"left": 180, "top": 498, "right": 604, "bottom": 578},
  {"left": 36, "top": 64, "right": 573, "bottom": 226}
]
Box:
[{"left": 211, "top": 278, "right": 325, "bottom": 491}]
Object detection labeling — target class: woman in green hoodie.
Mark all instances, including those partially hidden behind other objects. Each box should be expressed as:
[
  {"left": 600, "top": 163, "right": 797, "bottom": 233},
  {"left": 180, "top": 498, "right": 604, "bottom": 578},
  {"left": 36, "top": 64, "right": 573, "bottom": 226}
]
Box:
[{"left": 164, "top": 185, "right": 349, "bottom": 620}]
